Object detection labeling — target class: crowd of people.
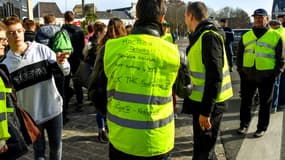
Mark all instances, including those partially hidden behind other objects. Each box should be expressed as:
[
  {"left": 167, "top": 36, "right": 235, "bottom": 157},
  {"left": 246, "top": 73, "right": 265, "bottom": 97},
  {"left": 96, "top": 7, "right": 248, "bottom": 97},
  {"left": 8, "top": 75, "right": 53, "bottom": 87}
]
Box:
[{"left": 0, "top": 0, "right": 285, "bottom": 159}]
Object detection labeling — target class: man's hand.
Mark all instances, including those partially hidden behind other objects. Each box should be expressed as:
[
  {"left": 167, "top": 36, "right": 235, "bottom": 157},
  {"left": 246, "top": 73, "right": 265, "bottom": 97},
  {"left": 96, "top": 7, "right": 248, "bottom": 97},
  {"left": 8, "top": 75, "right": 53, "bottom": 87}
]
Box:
[
  {"left": 56, "top": 52, "right": 70, "bottom": 64},
  {"left": 199, "top": 114, "right": 212, "bottom": 131},
  {"left": 0, "top": 144, "right": 8, "bottom": 153}
]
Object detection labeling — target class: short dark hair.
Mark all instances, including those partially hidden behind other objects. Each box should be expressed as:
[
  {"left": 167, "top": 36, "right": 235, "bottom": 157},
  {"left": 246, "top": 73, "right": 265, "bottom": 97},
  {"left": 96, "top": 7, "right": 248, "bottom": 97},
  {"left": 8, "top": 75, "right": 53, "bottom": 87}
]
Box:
[
  {"left": 43, "top": 14, "right": 56, "bottom": 24},
  {"left": 24, "top": 19, "right": 35, "bottom": 30},
  {"left": 136, "top": 0, "right": 167, "bottom": 22},
  {"left": 186, "top": 1, "right": 208, "bottom": 21},
  {"left": 3, "top": 16, "right": 21, "bottom": 26},
  {"left": 278, "top": 14, "right": 285, "bottom": 18},
  {"left": 220, "top": 18, "right": 227, "bottom": 23},
  {"left": 94, "top": 21, "right": 106, "bottom": 35},
  {"left": 64, "top": 11, "right": 74, "bottom": 22}
]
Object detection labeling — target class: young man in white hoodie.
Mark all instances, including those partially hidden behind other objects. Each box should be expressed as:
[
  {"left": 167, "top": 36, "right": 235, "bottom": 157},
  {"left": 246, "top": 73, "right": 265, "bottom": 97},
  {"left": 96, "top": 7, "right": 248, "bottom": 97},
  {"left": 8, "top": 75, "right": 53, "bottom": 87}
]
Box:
[{"left": 3, "top": 16, "right": 70, "bottom": 160}]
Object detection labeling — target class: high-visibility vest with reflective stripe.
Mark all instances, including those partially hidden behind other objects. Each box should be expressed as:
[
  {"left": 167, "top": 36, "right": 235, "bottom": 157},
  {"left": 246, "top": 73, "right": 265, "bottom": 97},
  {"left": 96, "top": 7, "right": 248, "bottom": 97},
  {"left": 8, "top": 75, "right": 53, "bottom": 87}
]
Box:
[
  {"left": 188, "top": 30, "right": 233, "bottom": 102},
  {"left": 104, "top": 34, "right": 180, "bottom": 157},
  {"left": 162, "top": 33, "right": 173, "bottom": 43},
  {"left": 275, "top": 27, "right": 285, "bottom": 43},
  {"left": 0, "top": 77, "right": 12, "bottom": 141},
  {"left": 242, "top": 29, "right": 280, "bottom": 70}
]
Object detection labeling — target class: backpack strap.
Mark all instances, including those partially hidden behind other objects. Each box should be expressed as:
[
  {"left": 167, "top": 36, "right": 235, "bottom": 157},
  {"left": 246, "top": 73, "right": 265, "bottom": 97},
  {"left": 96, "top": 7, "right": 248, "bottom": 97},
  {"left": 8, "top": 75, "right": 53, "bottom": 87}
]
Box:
[{"left": 0, "top": 64, "right": 12, "bottom": 88}]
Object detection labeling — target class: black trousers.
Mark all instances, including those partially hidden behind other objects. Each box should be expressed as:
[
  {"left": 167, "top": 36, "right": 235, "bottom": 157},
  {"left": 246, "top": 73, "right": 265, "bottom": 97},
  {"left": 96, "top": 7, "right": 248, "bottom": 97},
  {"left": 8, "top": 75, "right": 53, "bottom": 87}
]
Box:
[
  {"left": 191, "top": 100, "right": 226, "bottom": 160},
  {"left": 239, "top": 74, "right": 275, "bottom": 131}
]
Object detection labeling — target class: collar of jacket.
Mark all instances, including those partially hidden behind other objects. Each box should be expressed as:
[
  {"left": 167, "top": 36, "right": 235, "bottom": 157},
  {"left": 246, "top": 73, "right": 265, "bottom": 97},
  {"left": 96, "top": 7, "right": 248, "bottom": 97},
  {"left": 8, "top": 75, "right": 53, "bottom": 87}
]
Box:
[
  {"left": 187, "top": 19, "right": 222, "bottom": 52},
  {"left": 131, "top": 20, "right": 163, "bottom": 37}
]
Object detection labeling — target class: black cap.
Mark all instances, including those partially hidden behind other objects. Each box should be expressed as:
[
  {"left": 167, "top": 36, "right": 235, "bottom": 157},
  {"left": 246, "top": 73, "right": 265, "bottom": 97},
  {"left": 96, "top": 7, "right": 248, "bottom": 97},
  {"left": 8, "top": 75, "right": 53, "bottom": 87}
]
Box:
[
  {"left": 220, "top": 18, "right": 227, "bottom": 23},
  {"left": 278, "top": 14, "right": 285, "bottom": 18},
  {"left": 252, "top": 8, "right": 268, "bottom": 16},
  {"left": 269, "top": 20, "right": 281, "bottom": 26}
]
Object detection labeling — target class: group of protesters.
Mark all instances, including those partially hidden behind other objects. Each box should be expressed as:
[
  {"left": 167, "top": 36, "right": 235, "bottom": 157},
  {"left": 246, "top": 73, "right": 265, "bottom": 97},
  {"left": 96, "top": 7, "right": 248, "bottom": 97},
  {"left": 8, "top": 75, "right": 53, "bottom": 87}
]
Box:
[{"left": 1, "top": 0, "right": 285, "bottom": 160}]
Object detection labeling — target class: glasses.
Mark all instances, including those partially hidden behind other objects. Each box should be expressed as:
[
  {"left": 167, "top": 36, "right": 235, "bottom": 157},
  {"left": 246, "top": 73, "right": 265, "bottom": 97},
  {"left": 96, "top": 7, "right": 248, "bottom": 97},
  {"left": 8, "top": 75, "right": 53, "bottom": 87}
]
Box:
[
  {"left": 7, "top": 28, "right": 24, "bottom": 36},
  {"left": 0, "top": 37, "right": 8, "bottom": 42}
]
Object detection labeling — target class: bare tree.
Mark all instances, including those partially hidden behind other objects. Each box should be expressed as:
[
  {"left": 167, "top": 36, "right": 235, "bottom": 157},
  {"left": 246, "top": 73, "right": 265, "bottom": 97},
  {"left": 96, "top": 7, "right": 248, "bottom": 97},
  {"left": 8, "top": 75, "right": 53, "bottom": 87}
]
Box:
[{"left": 215, "top": 7, "right": 251, "bottom": 28}]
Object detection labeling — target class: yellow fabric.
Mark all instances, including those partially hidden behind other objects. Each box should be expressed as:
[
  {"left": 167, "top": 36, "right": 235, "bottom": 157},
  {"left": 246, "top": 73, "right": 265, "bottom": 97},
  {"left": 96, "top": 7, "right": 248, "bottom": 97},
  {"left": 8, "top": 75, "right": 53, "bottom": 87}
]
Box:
[
  {"left": 104, "top": 34, "right": 180, "bottom": 157},
  {"left": 161, "top": 33, "right": 174, "bottom": 43},
  {"left": 242, "top": 29, "right": 280, "bottom": 70},
  {"left": 188, "top": 30, "right": 233, "bottom": 102},
  {"left": 0, "top": 77, "right": 12, "bottom": 141}
]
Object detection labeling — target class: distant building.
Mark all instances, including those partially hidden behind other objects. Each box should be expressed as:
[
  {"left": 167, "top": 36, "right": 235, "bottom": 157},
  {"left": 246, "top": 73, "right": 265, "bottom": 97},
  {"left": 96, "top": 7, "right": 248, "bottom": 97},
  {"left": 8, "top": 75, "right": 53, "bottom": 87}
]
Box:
[
  {"left": 73, "top": 3, "right": 96, "bottom": 18},
  {"left": 96, "top": 10, "right": 135, "bottom": 25},
  {"left": 33, "top": 2, "right": 64, "bottom": 25},
  {"left": 272, "top": 0, "right": 285, "bottom": 18},
  {"left": 112, "top": 2, "right": 136, "bottom": 19},
  {"left": 0, "top": 0, "right": 29, "bottom": 19}
]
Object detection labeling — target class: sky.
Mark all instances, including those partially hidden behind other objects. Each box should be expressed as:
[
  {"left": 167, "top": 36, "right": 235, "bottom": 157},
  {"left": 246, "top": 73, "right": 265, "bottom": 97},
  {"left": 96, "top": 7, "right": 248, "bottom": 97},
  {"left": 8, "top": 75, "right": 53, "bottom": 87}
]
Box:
[{"left": 33, "top": 0, "right": 274, "bottom": 16}]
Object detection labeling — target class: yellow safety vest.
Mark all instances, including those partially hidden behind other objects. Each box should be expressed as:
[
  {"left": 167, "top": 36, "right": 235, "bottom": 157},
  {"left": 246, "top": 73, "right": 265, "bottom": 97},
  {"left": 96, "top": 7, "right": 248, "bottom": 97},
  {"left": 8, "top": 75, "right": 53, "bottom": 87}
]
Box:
[
  {"left": 0, "top": 77, "right": 13, "bottom": 141},
  {"left": 162, "top": 33, "right": 174, "bottom": 43},
  {"left": 242, "top": 29, "right": 280, "bottom": 70},
  {"left": 275, "top": 27, "right": 285, "bottom": 42},
  {"left": 104, "top": 34, "right": 180, "bottom": 157},
  {"left": 188, "top": 30, "right": 233, "bottom": 102}
]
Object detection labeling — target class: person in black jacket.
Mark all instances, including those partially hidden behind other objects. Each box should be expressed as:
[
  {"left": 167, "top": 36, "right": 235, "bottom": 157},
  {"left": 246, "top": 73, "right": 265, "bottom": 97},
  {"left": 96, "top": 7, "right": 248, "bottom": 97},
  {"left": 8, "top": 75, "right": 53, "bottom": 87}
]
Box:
[
  {"left": 277, "top": 14, "right": 285, "bottom": 27},
  {"left": 184, "top": 2, "right": 233, "bottom": 159},
  {"left": 23, "top": 19, "right": 36, "bottom": 42},
  {"left": 220, "top": 18, "right": 234, "bottom": 72},
  {"left": 62, "top": 11, "right": 85, "bottom": 112},
  {"left": 236, "top": 9, "right": 285, "bottom": 137},
  {"left": 88, "top": 0, "right": 192, "bottom": 158}
]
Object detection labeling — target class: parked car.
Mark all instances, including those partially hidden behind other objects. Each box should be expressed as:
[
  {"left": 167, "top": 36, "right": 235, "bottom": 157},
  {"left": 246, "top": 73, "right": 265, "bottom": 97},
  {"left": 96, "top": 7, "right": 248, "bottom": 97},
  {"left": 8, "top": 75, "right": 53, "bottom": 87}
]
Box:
[{"left": 232, "top": 28, "right": 250, "bottom": 57}]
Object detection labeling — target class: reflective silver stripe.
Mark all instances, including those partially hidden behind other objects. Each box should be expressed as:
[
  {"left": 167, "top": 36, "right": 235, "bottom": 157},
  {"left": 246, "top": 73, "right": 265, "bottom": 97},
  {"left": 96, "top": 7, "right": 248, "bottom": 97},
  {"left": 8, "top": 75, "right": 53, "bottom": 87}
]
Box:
[
  {"left": 107, "top": 111, "right": 174, "bottom": 129},
  {"left": 244, "top": 40, "right": 256, "bottom": 47},
  {"left": 221, "top": 82, "right": 232, "bottom": 91},
  {"left": 193, "top": 81, "right": 231, "bottom": 93},
  {"left": 191, "top": 71, "right": 205, "bottom": 79},
  {"left": 0, "top": 92, "right": 4, "bottom": 100},
  {"left": 255, "top": 52, "right": 275, "bottom": 59},
  {"left": 191, "top": 70, "right": 230, "bottom": 80},
  {"left": 0, "top": 112, "right": 6, "bottom": 122},
  {"left": 244, "top": 49, "right": 254, "bottom": 53},
  {"left": 107, "top": 90, "right": 172, "bottom": 105},
  {"left": 256, "top": 42, "right": 275, "bottom": 50},
  {"left": 193, "top": 85, "right": 204, "bottom": 92},
  {"left": 223, "top": 70, "right": 230, "bottom": 77}
]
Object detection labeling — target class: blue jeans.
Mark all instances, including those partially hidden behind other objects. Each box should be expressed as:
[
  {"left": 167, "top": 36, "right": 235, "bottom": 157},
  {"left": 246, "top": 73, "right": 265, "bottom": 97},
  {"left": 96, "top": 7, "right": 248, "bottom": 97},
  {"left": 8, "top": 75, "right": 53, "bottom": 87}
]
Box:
[
  {"left": 33, "top": 113, "right": 63, "bottom": 160},
  {"left": 278, "top": 73, "right": 285, "bottom": 109},
  {"left": 273, "top": 73, "right": 285, "bottom": 110},
  {"left": 272, "top": 74, "right": 281, "bottom": 111},
  {"left": 96, "top": 112, "right": 105, "bottom": 129}
]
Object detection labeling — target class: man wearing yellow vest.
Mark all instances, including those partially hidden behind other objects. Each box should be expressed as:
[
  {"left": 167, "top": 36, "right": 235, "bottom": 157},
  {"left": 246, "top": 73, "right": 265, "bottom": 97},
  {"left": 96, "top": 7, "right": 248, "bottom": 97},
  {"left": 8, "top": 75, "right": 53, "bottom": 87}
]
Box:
[
  {"left": 0, "top": 21, "right": 9, "bottom": 155},
  {"left": 268, "top": 20, "right": 285, "bottom": 113},
  {"left": 88, "top": 0, "right": 192, "bottom": 159},
  {"left": 184, "top": 2, "right": 233, "bottom": 159},
  {"left": 236, "top": 9, "right": 285, "bottom": 137}
]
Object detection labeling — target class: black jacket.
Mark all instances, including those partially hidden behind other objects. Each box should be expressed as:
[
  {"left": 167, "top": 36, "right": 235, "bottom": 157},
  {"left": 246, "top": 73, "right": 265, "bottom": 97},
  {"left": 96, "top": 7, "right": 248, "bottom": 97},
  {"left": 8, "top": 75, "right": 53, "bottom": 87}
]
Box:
[
  {"left": 61, "top": 24, "right": 85, "bottom": 73},
  {"left": 88, "top": 21, "right": 191, "bottom": 114},
  {"left": 24, "top": 30, "right": 36, "bottom": 42},
  {"left": 236, "top": 27, "right": 285, "bottom": 82},
  {"left": 185, "top": 20, "right": 226, "bottom": 117}
]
